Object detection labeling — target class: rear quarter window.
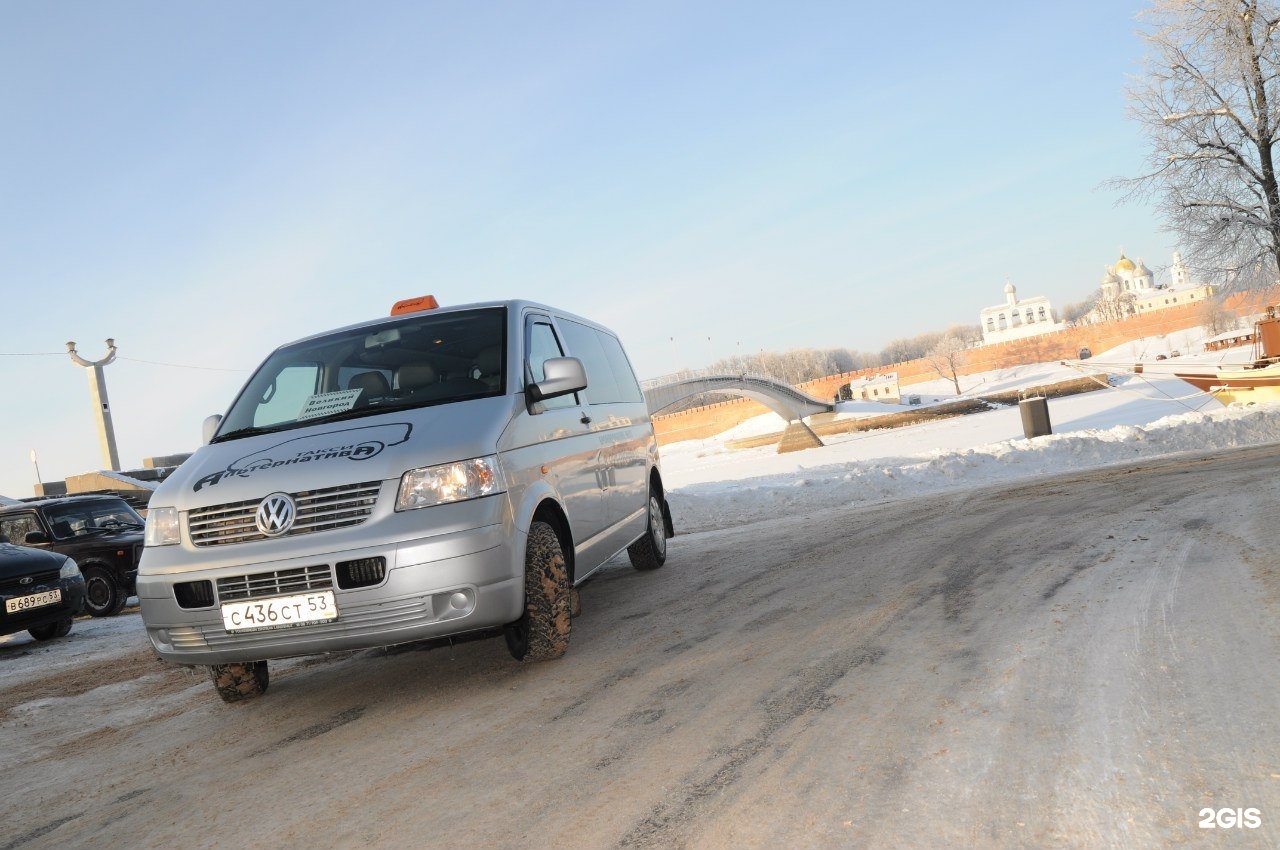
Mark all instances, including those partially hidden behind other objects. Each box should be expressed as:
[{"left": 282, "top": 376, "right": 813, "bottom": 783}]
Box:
[
  {"left": 596, "top": 330, "right": 643, "bottom": 403},
  {"left": 559, "top": 319, "right": 625, "bottom": 405}
]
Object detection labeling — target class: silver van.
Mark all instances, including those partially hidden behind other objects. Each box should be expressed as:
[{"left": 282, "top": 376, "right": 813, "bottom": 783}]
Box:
[{"left": 138, "top": 299, "right": 674, "bottom": 702}]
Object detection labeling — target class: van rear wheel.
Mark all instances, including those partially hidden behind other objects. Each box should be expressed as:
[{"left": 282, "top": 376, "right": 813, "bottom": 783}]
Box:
[
  {"left": 210, "top": 661, "right": 269, "bottom": 703},
  {"left": 627, "top": 492, "right": 668, "bottom": 571},
  {"left": 503, "top": 521, "right": 571, "bottom": 662}
]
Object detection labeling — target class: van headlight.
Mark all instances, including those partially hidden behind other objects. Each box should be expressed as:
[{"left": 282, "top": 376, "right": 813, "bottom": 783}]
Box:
[
  {"left": 59, "top": 557, "right": 81, "bottom": 579},
  {"left": 145, "top": 507, "right": 181, "bottom": 546},
  {"left": 396, "top": 456, "right": 505, "bottom": 511}
]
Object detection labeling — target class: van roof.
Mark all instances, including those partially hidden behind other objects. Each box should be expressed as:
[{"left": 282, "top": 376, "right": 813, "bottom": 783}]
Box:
[{"left": 282, "top": 299, "right": 612, "bottom": 350}]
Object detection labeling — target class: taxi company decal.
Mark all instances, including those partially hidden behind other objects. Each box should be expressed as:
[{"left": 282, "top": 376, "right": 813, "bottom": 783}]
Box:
[{"left": 193, "top": 422, "right": 413, "bottom": 491}]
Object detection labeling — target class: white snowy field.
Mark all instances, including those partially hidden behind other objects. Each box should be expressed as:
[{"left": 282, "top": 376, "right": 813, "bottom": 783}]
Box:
[{"left": 662, "top": 334, "right": 1280, "bottom": 534}]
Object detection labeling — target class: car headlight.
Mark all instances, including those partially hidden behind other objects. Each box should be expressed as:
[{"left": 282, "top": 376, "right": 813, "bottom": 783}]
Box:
[
  {"left": 396, "top": 456, "right": 505, "bottom": 511},
  {"left": 145, "top": 507, "right": 181, "bottom": 546},
  {"left": 59, "top": 557, "right": 81, "bottom": 579}
]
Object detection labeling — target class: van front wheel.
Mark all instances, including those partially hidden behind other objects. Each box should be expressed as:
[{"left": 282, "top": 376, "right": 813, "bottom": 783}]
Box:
[
  {"left": 627, "top": 492, "right": 668, "bottom": 571},
  {"left": 210, "top": 661, "right": 269, "bottom": 703},
  {"left": 504, "top": 521, "right": 571, "bottom": 662}
]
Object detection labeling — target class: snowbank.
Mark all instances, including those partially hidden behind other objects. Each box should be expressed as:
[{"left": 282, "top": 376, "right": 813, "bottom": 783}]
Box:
[{"left": 667, "top": 402, "right": 1280, "bottom": 534}]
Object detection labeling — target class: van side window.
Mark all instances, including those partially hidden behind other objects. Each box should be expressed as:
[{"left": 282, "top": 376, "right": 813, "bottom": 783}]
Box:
[
  {"left": 559, "top": 319, "right": 623, "bottom": 404},
  {"left": 526, "top": 320, "right": 576, "bottom": 409}
]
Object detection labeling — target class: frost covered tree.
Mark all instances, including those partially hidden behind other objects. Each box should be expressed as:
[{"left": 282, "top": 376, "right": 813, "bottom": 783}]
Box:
[
  {"left": 1061, "top": 291, "right": 1101, "bottom": 326},
  {"left": 1119, "top": 0, "right": 1280, "bottom": 288},
  {"left": 925, "top": 328, "right": 969, "bottom": 395},
  {"left": 1094, "top": 290, "right": 1138, "bottom": 323},
  {"left": 880, "top": 331, "right": 944, "bottom": 365},
  {"left": 1199, "top": 293, "right": 1242, "bottom": 333}
]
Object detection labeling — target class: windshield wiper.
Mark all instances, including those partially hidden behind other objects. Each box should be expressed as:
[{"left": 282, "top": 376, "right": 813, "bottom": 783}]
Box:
[
  {"left": 209, "top": 423, "right": 294, "bottom": 444},
  {"left": 214, "top": 398, "right": 434, "bottom": 441},
  {"left": 290, "top": 406, "right": 390, "bottom": 428}
]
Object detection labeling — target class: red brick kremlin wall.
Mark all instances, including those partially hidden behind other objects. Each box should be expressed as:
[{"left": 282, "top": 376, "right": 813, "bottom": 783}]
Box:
[{"left": 652, "top": 287, "right": 1279, "bottom": 445}]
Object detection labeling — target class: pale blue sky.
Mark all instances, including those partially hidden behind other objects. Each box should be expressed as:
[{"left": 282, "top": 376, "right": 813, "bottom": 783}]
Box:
[{"left": 1, "top": 1, "right": 1173, "bottom": 496}]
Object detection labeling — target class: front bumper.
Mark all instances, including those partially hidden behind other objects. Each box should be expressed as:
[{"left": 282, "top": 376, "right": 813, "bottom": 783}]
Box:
[
  {"left": 138, "top": 497, "right": 525, "bottom": 664},
  {"left": 0, "top": 575, "right": 86, "bottom": 637}
]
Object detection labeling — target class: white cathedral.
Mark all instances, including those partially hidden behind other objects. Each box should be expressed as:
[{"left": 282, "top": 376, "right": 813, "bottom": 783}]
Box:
[
  {"left": 978, "top": 250, "right": 1214, "bottom": 345},
  {"left": 1101, "top": 252, "right": 1157, "bottom": 297},
  {"left": 1083, "top": 250, "right": 1213, "bottom": 324}
]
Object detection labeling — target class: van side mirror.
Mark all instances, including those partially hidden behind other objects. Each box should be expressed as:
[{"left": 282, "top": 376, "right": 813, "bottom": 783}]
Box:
[
  {"left": 527, "top": 357, "right": 587, "bottom": 403},
  {"left": 24, "top": 530, "right": 50, "bottom": 545},
  {"left": 202, "top": 414, "right": 223, "bottom": 445}
]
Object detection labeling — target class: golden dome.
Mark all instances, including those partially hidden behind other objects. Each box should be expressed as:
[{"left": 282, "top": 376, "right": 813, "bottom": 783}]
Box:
[{"left": 1115, "top": 255, "right": 1136, "bottom": 272}]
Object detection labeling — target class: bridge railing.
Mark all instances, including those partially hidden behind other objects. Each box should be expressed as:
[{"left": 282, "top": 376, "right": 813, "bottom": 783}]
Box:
[{"left": 640, "top": 369, "right": 798, "bottom": 391}]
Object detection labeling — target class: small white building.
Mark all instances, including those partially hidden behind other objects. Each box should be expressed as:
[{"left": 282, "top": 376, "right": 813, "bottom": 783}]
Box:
[
  {"left": 979, "top": 282, "right": 1065, "bottom": 345},
  {"left": 846, "top": 372, "right": 900, "bottom": 403}
]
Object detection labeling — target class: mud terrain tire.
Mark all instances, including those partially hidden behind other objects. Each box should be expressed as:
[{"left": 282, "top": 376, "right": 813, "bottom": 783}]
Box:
[
  {"left": 28, "top": 618, "right": 73, "bottom": 641},
  {"left": 210, "top": 661, "right": 269, "bottom": 703},
  {"left": 627, "top": 491, "right": 668, "bottom": 571},
  {"left": 504, "top": 521, "right": 570, "bottom": 662}
]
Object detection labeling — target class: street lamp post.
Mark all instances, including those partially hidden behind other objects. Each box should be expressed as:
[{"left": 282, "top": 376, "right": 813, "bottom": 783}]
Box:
[{"left": 67, "top": 339, "right": 122, "bottom": 471}]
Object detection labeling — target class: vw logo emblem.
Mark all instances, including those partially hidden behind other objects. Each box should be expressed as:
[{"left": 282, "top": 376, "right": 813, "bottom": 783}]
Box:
[{"left": 255, "top": 493, "right": 297, "bottom": 537}]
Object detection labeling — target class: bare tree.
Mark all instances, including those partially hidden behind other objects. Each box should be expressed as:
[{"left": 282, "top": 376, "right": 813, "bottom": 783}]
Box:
[
  {"left": 881, "top": 330, "right": 944, "bottom": 365},
  {"left": 1117, "top": 0, "right": 1280, "bottom": 289},
  {"left": 925, "top": 328, "right": 969, "bottom": 395},
  {"left": 1200, "top": 293, "right": 1242, "bottom": 334},
  {"left": 1093, "top": 291, "right": 1138, "bottom": 323},
  {"left": 1061, "top": 291, "right": 1101, "bottom": 326}
]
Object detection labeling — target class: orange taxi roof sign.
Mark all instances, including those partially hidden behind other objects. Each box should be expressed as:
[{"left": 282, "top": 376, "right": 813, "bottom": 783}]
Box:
[{"left": 390, "top": 295, "right": 440, "bottom": 316}]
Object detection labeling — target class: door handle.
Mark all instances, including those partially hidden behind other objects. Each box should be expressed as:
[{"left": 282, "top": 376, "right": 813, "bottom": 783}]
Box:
[{"left": 580, "top": 413, "right": 592, "bottom": 425}]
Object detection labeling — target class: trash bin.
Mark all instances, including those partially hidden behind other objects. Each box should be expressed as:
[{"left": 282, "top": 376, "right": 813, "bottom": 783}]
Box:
[{"left": 1019, "top": 396, "right": 1051, "bottom": 439}]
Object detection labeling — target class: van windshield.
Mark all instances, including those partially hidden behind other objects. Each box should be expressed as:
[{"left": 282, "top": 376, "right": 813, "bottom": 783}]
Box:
[{"left": 213, "top": 307, "right": 506, "bottom": 443}]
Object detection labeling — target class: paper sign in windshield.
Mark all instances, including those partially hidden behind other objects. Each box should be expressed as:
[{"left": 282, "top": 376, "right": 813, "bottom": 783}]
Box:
[{"left": 297, "top": 389, "right": 363, "bottom": 421}]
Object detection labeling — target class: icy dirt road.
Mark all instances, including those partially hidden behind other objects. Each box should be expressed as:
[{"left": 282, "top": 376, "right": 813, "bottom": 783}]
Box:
[{"left": 4, "top": 446, "right": 1280, "bottom": 849}]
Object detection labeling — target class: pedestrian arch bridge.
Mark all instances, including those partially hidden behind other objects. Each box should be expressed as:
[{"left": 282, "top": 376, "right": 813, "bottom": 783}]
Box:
[{"left": 641, "top": 371, "right": 834, "bottom": 421}]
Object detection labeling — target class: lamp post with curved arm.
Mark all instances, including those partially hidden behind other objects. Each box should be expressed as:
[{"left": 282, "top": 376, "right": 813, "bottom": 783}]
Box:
[{"left": 66, "top": 339, "right": 121, "bottom": 471}]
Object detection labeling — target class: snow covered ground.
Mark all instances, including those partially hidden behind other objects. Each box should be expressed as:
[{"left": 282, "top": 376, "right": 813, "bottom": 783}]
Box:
[
  {"left": 5, "top": 330, "right": 1280, "bottom": 850},
  {"left": 662, "top": 332, "right": 1280, "bottom": 534},
  {"left": 8, "top": 332, "right": 1279, "bottom": 669}
]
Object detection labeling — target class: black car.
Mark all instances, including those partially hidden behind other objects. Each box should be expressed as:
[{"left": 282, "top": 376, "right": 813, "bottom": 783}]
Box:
[
  {"left": 0, "top": 542, "right": 85, "bottom": 641},
  {"left": 0, "top": 495, "right": 144, "bottom": 617}
]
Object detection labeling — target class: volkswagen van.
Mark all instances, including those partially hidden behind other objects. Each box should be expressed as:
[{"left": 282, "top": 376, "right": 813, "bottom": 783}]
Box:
[{"left": 138, "top": 298, "right": 673, "bottom": 702}]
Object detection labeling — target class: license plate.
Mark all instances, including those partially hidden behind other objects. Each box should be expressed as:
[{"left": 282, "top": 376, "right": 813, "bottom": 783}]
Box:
[
  {"left": 221, "top": 590, "right": 338, "bottom": 633},
  {"left": 5, "top": 588, "right": 61, "bottom": 614}
]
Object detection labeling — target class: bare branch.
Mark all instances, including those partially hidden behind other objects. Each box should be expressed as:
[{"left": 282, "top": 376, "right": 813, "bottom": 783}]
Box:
[{"left": 1115, "top": 0, "right": 1280, "bottom": 286}]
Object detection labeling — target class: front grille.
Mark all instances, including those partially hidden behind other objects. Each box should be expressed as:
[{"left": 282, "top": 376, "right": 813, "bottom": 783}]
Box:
[
  {"left": 0, "top": 570, "right": 59, "bottom": 592},
  {"left": 216, "top": 564, "right": 333, "bottom": 602},
  {"left": 188, "top": 482, "right": 381, "bottom": 547}
]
